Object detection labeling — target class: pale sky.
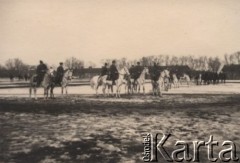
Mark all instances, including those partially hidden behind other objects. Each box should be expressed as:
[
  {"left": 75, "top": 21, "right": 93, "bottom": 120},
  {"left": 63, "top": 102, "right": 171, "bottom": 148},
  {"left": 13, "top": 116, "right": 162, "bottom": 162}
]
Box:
[{"left": 0, "top": 0, "right": 240, "bottom": 66}]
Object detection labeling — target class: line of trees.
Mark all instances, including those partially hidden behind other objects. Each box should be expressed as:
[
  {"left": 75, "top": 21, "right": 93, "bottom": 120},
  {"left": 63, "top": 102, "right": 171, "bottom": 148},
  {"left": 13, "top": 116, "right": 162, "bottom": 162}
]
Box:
[
  {"left": 0, "top": 58, "right": 30, "bottom": 78},
  {"left": 0, "top": 51, "right": 240, "bottom": 78},
  {"left": 224, "top": 52, "right": 240, "bottom": 65},
  {"left": 102, "top": 55, "right": 222, "bottom": 72},
  {"left": 107, "top": 51, "right": 240, "bottom": 70}
]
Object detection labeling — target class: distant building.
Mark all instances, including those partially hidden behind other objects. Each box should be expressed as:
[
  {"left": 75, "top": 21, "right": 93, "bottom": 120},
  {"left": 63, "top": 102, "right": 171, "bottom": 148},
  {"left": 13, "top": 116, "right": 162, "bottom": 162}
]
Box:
[{"left": 222, "top": 64, "right": 240, "bottom": 80}]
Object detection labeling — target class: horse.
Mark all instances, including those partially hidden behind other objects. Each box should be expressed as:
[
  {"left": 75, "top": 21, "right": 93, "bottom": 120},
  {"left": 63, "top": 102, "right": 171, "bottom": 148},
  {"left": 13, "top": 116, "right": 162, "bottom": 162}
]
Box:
[
  {"left": 151, "top": 69, "right": 170, "bottom": 97},
  {"left": 172, "top": 73, "right": 180, "bottom": 88},
  {"left": 180, "top": 73, "right": 191, "bottom": 87},
  {"left": 29, "top": 70, "right": 54, "bottom": 99},
  {"left": 163, "top": 73, "right": 171, "bottom": 91},
  {"left": 196, "top": 74, "right": 202, "bottom": 85},
  {"left": 90, "top": 66, "right": 130, "bottom": 98},
  {"left": 50, "top": 69, "right": 73, "bottom": 97},
  {"left": 127, "top": 67, "right": 149, "bottom": 95}
]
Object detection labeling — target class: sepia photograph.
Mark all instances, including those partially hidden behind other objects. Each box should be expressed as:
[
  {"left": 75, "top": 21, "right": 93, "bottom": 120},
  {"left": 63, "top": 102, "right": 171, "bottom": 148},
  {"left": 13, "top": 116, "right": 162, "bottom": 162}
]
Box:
[{"left": 0, "top": 0, "right": 240, "bottom": 162}]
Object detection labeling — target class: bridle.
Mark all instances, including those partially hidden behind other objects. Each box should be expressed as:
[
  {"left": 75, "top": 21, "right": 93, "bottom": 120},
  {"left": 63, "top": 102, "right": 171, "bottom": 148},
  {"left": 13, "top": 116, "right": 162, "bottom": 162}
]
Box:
[
  {"left": 64, "top": 70, "right": 73, "bottom": 80},
  {"left": 118, "top": 67, "right": 130, "bottom": 76}
]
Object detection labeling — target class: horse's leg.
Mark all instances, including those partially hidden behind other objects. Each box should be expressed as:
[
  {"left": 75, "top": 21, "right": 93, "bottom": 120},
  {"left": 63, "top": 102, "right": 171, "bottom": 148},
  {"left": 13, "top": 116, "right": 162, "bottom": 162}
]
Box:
[
  {"left": 110, "top": 85, "right": 113, "bottom": 96},
  {"left": 65, "top": 86, "right": 68, "bottom": 94},
  {"left": 119, "top": 85, "right": 122, "bottom": 98},
  {"left": 151, "top": 82, "right": 154, "bottom": 96},
  {"left": 102, "top": 84, "right": 106, "bottom": 96},
  {"left": 61, "top": 86, "right": 64, "bottom": 95},
  {"left": 129, "top": 84, "right": 131, "bottom": 94},
  {"left": 116, "top": 85, "right": 119, "bottom": 98},
  {"left": 107, "top": 85, "right": 110, "bottom": 97},
  {"left": 44, "top": 88, "right": 47, "bottom": 99},
  {"left": 115, "top": 85, "right": 118, "bottom": 98},
  {"left": 96, "top": 85, "right": 99, "bottom": 96},
  {"left": 46, "top": 88, "right": 49, "bottom": 99},
  {"left": 118, "top": 83, "right": 123, "bottom": 98},
  {"left": 34, "top": 87, "right": 37, "bottom": 100},
  {"left": 125, "top": 84, "right": 127, "bottom": 94},
  {"left": 159, "top": 85, "right": 162, "bottom": 97},
  {"left": 106, "top": 85, "right": 109, "bottom": 96},
  {"left": 138, "top": 84, "right": 141, "bottom": 94},
  {"left": 50, "top": 86, "right": 53, "bottom": 98},
  {"left": 29, "top": 87, "right": 32, "bottom": 98},
  {"left": 143, "top": 84, "right": 145, "bottom": 95},
  {"left": 111, "top": 85, "right": 114, "bottom": 97}
]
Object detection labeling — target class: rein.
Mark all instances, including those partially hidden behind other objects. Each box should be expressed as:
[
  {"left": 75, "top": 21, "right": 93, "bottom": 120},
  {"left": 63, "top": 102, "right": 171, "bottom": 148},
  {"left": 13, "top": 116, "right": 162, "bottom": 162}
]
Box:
[
  {"left": 118, "top": 67, "right": 129, "bottom": 76},
  {"left": 63, "top": 71, "right": 72, "bottom": 81}
]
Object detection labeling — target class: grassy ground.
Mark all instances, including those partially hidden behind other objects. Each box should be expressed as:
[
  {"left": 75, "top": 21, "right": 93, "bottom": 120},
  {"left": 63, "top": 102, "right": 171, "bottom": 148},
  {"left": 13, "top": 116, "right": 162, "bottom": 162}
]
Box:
[{"left": 0, "top": 94, "right": 240, "bottom": 163}]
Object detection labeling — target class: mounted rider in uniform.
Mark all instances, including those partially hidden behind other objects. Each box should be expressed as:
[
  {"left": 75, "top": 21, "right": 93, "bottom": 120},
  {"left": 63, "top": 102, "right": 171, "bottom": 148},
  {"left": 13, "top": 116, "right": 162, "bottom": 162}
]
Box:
[
  {"left": 133, "top": 62, "right": 142, "bottom": 82},
  {"left": 98, "top": 63, "right": 108, "bottom": 84},
  {"left": 109, "top": 60, "right": 119, "bottom": 85},
  {"left": 151, "top": 62, "right": 160, "bottom": 81},
  {"left": 56, "top": 62, "right": 64, "bottom": 85},
  {"left": 129, "top": 65, "right": 135, "bottom": 78},
  {"left": 36, "top": 60, "right": 48, "bottom": 86}
]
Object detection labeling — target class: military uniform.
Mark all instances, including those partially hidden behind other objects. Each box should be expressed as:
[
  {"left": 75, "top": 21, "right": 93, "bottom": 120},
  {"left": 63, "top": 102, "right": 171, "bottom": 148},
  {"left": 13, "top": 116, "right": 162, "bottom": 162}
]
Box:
[
  {"left": 151, "top": 65, "right": 160, "bottom": 81},
  {"left": 109, "top": 64, "right": 119, "bottom": 85},
  {"left": 36, "top": 63, "right": 48, "bottom": 86},
  {"left": 134, "top": 65, "right": 142, "bottom": 80},
  {"left": 100, "top": 66, "right": 108, "bottom": 77},
  {"left": 56, "top": 65, "right": 64, "bottom": 84},
  {"left": 129, "top": 66, "right": 135, "bottom": 79}
]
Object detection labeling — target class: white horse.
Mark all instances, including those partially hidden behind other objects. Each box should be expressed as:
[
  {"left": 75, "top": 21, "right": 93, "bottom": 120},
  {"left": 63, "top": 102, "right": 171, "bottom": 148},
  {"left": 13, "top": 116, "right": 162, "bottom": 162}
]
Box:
[
  {"left": 50, "top": 69, "right": 73, "bottom": 96},
  {"left": 196, "top": 74, "right": 202, "bottom": 85},
  {"left": 172, "top": 74, "right": 180, "bottom": 88},
  {"left": 134, "top": 67, "right": 149, "bottom": 95},
  {"left": 180, "top": 73, "right": 191, "bottom": 87},
  {"left": 29, "top": 70, "right": 54, "bottom": 99},
  {"left": 90, "top": 66, "right": 130, "bottom": 97},
  {"left": 152, "top": 69, "right": 170, "bottom": 97}
]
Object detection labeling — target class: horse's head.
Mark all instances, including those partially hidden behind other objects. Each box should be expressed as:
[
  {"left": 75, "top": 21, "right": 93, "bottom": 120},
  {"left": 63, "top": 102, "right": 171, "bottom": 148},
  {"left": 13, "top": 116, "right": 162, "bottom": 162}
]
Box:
[
  {"left": 161, "top": 69, "right": 170, "bottom": 78},
  {"left": 165, "top": 70, "right": 170, "bottom": 78},
  {"left": 121, "top": 66, "right": 130, "bottom": 75},
  {"left": 64, "top": 69, "right": 73, "bottom": 80},
  {"left": 46, "top": 69, "right": 55, "bottom": 77},
  {"left": 143, "top": 67, "right": 149, "bottom": 75}
]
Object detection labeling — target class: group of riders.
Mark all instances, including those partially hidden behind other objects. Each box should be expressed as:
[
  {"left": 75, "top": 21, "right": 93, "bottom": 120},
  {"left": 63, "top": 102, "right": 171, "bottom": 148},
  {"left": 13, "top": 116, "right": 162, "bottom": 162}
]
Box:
[
  {"left": 35, "top": 60, "right": 65, "bottom": 86},
  {"left": 98, "top": 60, "right": 163, "bottom": 85},
  {"left": 35, "top": 59, "right": 227, "bottom": 87},
  {"left": 195, "top": 71, "right": 226, "bottom": 85}
]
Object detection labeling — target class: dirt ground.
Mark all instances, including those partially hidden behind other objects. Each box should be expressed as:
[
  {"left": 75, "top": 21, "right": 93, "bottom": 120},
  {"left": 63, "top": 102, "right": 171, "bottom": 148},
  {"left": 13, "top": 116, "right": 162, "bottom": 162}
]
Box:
[{"left": 0, "top": 86, "right": 240, "bottom": 163}]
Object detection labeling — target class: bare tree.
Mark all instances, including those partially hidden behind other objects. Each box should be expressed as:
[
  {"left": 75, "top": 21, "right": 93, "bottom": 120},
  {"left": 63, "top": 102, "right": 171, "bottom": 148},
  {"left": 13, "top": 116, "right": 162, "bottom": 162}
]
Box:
[
  {"left": 64, "top": 57, "right": 84, "bottom": 69},
  {"left": 5, "top": 58, "right": 29, "bottom": 75},
  {"left": 224, "top": 54, "right": 229, "bottom": 65}
]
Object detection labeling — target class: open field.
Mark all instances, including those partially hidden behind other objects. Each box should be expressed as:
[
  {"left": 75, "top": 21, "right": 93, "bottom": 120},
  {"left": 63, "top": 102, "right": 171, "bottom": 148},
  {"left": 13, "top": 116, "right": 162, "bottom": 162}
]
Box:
[{"left": 0, "top": 84, "right": 240, "bottom": 163}]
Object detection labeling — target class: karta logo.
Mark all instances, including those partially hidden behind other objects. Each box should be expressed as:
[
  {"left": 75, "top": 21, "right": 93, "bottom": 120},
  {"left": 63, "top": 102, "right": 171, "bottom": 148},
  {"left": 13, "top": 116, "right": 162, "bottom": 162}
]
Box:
[{"left": 142, "top": 133, "right": 239, "bottom": 162}]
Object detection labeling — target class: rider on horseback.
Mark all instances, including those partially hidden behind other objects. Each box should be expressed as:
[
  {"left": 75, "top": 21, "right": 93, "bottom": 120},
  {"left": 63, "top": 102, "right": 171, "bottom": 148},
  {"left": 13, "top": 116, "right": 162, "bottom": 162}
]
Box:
[
  {"left": 36, "top": 60, "right": 48, "bottom": 86},
  {"left": 98, "top": 63, "right": 108, "bottom": 84},
  {"left": 129, "top": 65, "right": 135, "bottom": 77},
  {"left": 109, "top": 60, "right": 119, "bottom": 85},
  {"left": 151, "top": 62, "right": 160, "bottom": 81},
  {"left": 100, "top": 63, "right": 108, "bottom": 77},
  {"left": 56, "top": 62, "right": 64, "bottom": 85},
  {"left": 133, "top": 62, "right": 142, "bottom": 82}
]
